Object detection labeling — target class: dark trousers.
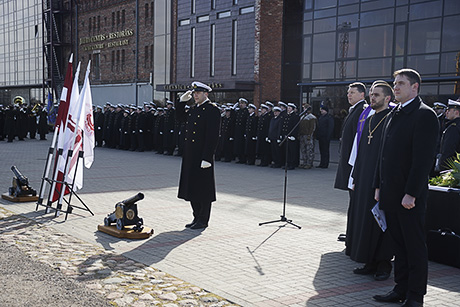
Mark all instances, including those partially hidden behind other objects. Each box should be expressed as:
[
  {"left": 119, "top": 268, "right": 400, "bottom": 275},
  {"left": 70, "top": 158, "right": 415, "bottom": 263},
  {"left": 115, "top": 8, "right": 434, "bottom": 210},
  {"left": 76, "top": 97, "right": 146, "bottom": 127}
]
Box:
[
  {"left": 386, "top": 211, "right": 427, "bottom": 303},
  {"left": 190, "top": 201, "right": 212, "bottom": 225},
  {"left": 318, "top": 138, "right": 330, "bottom": 167}
]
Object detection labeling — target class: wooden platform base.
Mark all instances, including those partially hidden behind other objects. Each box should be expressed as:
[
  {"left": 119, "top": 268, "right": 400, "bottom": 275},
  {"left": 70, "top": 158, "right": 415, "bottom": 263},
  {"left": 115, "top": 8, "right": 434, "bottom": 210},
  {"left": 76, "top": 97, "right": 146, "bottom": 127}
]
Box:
[
  {"left": 98, "top": 224, "right": 154, "bottom": 239},
  {"left": 2, "top": 193, "right": 39, "bottom": 202}
]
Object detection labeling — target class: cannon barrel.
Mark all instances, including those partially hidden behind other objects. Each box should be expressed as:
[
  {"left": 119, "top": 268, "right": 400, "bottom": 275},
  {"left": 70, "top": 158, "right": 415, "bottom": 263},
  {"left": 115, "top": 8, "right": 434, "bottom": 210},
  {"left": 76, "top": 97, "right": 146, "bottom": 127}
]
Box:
[
  {"left": 11, "top": 165, "right": 28, "bottom": 184},
  {"left": 120, "top": 192, "right": 144, "bottom": 206}
]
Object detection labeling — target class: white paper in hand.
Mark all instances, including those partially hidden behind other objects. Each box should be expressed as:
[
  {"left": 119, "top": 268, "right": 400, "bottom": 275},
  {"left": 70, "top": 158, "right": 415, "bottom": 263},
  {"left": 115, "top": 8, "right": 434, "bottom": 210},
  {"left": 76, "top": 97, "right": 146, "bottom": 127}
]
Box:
[{"left": 371, "top": 202, "right": 387, "bottom": 232}]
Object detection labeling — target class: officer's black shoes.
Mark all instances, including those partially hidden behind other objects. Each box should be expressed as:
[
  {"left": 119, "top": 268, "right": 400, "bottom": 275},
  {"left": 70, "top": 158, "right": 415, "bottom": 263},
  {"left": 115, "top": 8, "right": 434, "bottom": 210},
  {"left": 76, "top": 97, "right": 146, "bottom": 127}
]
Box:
[
  {"left": 185, "top": 220, "right": 196, "bottom": 228},
  {"left": 190, "top": 222, "right": 208, "bottom": 229},
  {"left": 373, "top": 290, "right": 406, "bottom": 303}
]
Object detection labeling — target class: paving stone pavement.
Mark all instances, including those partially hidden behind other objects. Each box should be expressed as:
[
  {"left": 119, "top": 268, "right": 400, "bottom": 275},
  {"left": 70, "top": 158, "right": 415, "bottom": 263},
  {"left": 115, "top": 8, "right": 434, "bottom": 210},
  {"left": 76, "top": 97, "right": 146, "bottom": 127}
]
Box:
[{"left": 1, "top": 138, "right": 460, "bottom": 306}]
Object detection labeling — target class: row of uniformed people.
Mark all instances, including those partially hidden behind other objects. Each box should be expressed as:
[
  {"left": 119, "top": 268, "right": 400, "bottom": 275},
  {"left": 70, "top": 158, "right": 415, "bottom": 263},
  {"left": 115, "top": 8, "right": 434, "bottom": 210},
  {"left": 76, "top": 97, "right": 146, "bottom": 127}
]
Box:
[
  {"left": 95, "top": 101, "right": 183, "bottom": 154},
  {"left": 0, "top": 102, "right": 48, "bottom": 142},
  {"left": 216, "top": 98, "right": 302, "bottom": 170}
]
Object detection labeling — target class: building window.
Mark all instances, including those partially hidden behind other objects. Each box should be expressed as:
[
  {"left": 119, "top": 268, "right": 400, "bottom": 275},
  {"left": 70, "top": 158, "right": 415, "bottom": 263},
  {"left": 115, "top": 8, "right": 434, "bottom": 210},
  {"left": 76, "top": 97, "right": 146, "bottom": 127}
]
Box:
[
  {"left": 210, "top": 24, "right": 215, "bottom": 77},
  {"left": 217, "top": 11, "right": 231, "bottom": 19},
  {"left": 89, "top": 17, "right": 92, "bottom": 34},
  {"left": 98, "top": 16, "right": 101, "bottom": 33},
  {"left": 93, "top": 52, "right": 100, "bottom": 80},
  {"left": 117, "top": 11, "right": 120, "bottom": 29},
  {"left": 191, "top": 27, "right": 196, "bottom": 78},
  {"left": 211, "top": 0, "right": 216, "bottom": 10},
  {"left": 151, "top": 2, "right": 154, "bottom": 24},
  {"left": 179, "top": 19, "right": 191, "bottom": 26},
  {"left": 197, "top": 15, "right": 209, "bottom": 23},
  {"left": 232, "top": 20, "right": 237, "bottom": 75},
  {"left": 116, "top": 50, "right": 120, "bottom": 72},
  {"left": 145, "top": 3, "right": 149, "bottom": 20},
  {"left": 122, "top": 10, "right": 125, "bottom": 26},
  {"left": 150, "top": 45, "right": 153, "bottom": 68},
  {"left": 121, "top": 49, "right": 125, "bottom": 71},
  {"left": 112, "top": 12, "right": 115, "bottom": 30},
  {"left": 191, "top": 0, "right": 195, "bottom": 14},
  {"left": 111, "top": 51, "right": 115, "bottom": 72},
  {"left": 240, "top": 6, "right": 254, "bottom": 15}
]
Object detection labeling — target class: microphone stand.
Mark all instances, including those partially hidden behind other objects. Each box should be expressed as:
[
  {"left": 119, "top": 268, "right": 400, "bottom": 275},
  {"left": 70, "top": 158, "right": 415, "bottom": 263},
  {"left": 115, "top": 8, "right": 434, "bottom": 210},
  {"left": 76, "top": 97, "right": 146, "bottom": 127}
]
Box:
[{"left": 259, "top": 108, "right": 309, "bottom": 229}]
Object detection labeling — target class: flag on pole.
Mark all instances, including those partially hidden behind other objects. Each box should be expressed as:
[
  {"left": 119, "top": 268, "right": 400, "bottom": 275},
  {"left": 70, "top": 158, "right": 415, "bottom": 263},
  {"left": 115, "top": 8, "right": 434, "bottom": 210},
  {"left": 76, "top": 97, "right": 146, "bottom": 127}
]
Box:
[
  {"left": 56, "top": 54, "right": 73, "bottom": 131},
  {"left": 65, "top": 61, "right": 92, "bottom": 190},
  {"left": 51, "top": 62, "right": 81, "bottom": 202}
]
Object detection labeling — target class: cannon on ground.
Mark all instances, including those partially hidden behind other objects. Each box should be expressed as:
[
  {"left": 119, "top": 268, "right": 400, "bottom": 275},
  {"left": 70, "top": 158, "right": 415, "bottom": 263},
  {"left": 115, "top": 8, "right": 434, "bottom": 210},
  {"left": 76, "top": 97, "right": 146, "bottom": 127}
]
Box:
[
  {"left": 104, "top": 193, "right": 144, "bottom": 231},
  {"left": 9, "top": 166, "right": 37, "bottom": 197}
]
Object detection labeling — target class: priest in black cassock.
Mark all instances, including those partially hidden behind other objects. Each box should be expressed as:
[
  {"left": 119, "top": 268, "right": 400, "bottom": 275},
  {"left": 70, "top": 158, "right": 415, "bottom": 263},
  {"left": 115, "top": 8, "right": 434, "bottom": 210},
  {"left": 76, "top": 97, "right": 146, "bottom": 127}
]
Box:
[{"left": 346, "top": 82, "right": 395, "bottom": 281}]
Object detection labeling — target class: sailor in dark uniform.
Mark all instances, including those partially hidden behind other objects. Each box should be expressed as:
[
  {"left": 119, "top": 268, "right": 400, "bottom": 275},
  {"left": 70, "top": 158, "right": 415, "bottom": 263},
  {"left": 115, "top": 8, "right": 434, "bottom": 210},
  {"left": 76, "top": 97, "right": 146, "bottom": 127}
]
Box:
[
  {"left": 437, "top": 99, "right": 460, "bottom": 171},
  {"left": 233, "top": 98, "right": 249, "bottom": 164},
  {"left": 176, "top": 81, "right": 221, "bottom": 230},
  {"left": 256, "top": 103, "right": 272, "bottom": 166},
  {"left": 244, "top": 104, "right": 258, "bottom": 165}
]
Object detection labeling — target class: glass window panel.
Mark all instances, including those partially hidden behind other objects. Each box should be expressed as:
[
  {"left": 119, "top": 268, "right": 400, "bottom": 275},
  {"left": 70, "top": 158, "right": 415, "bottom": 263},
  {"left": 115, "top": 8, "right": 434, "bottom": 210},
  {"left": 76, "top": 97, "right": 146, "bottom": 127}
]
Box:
[
  {"left": 304, "top": 12, "right": 313, "bottom": 20},
  {"left": 336, "top": 60, "right": 356, "bottom": 79},
  {"left": 314, "top": 8, "right": 336, "bottom": 19},
  {"left": 312, "top": 62, "right": 335, "bottom": 80},
  {"left": 312, "top": 32, "right": 336, "bottom": 62},
  {"left": 358, "top": 58, "right": 392, "bottom": 78},
  {"left": 407, "top": 54, "right": 439, "bottom": 75},
  {"left": 338, "top": 14, "right": 358, "bottom": 29},
  {"left": 338, "top": 4, "right": 359, "bottom": 15},
  {"left": 419, "top": 84, "right": 438, "bottom": 96},
  {"left": 361, "top": 0, "right": 395, "bottom": 12},
  {"left": 395, "top": 24, "right": 405, "bottom": 56},
  {"left": 314, "top": 17, "right": 336, "bottom": 33},
  {"left": 359, "top": 25, "right": 393, "bottom": 58},
  {"left": 339, "top": 0, "right": 359, "bottom": 4},
  {"left": 395, "top": 5, "right": 408, "bottom": 22},
  {"left": 337, "top": 30, "right": 356, "bottom": 58},
  {"left": 303, "top": 36, "right": 311, "bottom": 63},
  {"left": 440, "top": 52, "right": 459, "bottom": 74},
  {"left": 303, "top": 20, "right": 312, "bottom": 34},
  {"left": 408, "top": 18, "right": 441, "bottom": 54},
  {"left": 442, "top": 16, "right": 460, "bottom": 52},
  {"left": 302, "top": 64, "right": 311, "bottom": 79},
  {"left": 444, "top": 0, "right": 460, "bottom": 16},
  {"left": 305, "top": 0, "right": 313, "bottom": 10},
  {"left": 409, "top": 1, "right": 442, "bottom": 20},
  {"left": 314, "top": 0, "right": 336, "bottom": 10},
  {"left": 154, "top": 0, "right": 166, "bottom": 35},
  {"left": 360, "top": 8, "right": 394, "bottom": 27}
]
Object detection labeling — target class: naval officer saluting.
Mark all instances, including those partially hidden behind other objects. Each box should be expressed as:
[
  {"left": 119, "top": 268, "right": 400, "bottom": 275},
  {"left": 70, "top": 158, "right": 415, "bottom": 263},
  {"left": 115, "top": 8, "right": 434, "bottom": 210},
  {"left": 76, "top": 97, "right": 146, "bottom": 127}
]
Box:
[{"left": 176, "top": 81, "right": 221, "bottom": 229}]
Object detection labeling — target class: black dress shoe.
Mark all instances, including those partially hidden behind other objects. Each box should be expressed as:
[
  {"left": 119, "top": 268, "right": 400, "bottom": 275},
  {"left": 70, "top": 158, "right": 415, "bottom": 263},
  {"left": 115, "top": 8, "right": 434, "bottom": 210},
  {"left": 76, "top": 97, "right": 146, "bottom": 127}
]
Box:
[
  {"left": 402, "top": 299, "right": 423, "bottom": 307},
  {"left": 185, "top": 221, "right": 196, "bottom": 228},
  {"left": 353, "top": 264, "right": 376, "bottom": 275},
  {"left": 337, "top": 233, "right": 346, "bottom": 241},
  {"left": 190, "top": 222, "right": 208, "bottom": 229},
  {"left": 373, "top": 271, "right": 390, "bottom": 281},
  {"left": 373, "top": 290, "right": 406, "bottom": 303}
]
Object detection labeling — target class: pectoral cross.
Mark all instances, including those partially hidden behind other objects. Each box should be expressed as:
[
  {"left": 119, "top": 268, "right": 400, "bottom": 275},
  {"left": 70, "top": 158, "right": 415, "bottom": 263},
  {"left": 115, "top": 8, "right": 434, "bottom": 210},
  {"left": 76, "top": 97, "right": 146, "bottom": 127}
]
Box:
[{"left": 368, "top": 135, "right": 373, "bottom": 144}]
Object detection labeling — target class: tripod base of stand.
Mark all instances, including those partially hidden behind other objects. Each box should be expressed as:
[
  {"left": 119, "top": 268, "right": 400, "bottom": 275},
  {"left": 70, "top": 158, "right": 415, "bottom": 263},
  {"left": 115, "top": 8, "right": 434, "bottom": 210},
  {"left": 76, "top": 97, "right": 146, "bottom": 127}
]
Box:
[{"left": 259, "top": 215, "right": 301, "bottom": 229}]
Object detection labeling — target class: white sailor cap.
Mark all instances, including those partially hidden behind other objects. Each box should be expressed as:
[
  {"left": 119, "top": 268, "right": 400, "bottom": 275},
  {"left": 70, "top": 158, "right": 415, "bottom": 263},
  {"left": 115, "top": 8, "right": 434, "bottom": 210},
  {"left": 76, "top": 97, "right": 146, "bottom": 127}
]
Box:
[
  {"left": 191, "top": 81, "right": 212, "bottom": 92},
  {"left": 273, "top": 106, "right": 282, "bottom": 112},
  {"left": 239, "top": 98, "right": 248, "bottom": 104},
  {"left": 248, "top": 103, "right": 256, "bottom": 109},
  {"left": 265, "top": 101, "right": 274, "bottom": 108},
  {"left": 96, "top": 105, "right": 102, "bottom": 110},
  {"left": 447, "top": 99, "right": 460, "bottom": 110},
  {"left": 261, "top": 104, "right": 269, "bottom": 109},
  {"left": 278, "top": 101, "right": 287, "bottom": 108},
  {"left": 166, "top": 100, "right": 174, "bottom": 105},
  {"left": 434, "top": 102, "right": 447, "bottom": 109},
  {"left": 288, "top": 103, "right": 297, "bottom": 109}
]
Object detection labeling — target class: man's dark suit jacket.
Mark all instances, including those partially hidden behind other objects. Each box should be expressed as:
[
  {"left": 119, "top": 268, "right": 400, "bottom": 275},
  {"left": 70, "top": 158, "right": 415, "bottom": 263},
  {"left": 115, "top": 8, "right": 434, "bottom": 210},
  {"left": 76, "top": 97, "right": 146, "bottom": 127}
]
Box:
[
  {"left": 334, "top": 100, "right": 366, "bottom": 190},
  {"left": 374, "top": 96, "right": 439, "bottom": 213}
]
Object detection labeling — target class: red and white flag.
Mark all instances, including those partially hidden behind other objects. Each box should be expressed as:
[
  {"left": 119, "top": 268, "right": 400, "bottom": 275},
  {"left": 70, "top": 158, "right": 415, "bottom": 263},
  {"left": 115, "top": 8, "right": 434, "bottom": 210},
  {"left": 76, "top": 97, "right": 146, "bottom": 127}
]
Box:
[{"left": 66, "top": 61, "right": 93, "bottom": 189}]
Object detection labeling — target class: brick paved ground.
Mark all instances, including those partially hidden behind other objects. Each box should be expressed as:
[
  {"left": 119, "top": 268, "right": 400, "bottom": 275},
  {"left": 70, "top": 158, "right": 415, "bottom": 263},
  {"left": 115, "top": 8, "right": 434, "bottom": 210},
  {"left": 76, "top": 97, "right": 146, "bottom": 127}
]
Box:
[{"left": 1, "top": 137, "right": 459, "bottom": 306}]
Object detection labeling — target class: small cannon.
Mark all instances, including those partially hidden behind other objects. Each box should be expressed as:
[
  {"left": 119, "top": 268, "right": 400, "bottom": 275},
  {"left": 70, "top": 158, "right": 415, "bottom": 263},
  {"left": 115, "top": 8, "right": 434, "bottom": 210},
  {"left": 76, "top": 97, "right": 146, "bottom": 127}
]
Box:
[
  {"left": 9, "top": 166, "right": 37, "bottom": 197},
  {"left": 104, "top": 193, "right": 144, "bottom": 231}
]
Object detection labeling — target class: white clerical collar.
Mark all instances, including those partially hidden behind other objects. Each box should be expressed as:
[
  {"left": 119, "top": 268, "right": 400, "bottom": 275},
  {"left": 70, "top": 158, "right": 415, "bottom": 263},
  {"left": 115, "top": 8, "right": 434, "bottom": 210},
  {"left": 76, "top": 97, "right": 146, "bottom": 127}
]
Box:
[{"left": 400, "top": 97, "right": 415, "bottom": 108}]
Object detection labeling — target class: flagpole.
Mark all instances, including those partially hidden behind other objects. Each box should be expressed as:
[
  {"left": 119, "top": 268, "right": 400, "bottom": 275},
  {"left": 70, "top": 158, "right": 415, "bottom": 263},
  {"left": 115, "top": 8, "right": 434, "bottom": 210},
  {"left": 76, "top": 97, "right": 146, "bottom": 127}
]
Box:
[
  {"left": 36, "top": 127, "right": 58, "bottom": 210},
  {"left": 56, "top": 61, "right": 91, "bottom": 217}
]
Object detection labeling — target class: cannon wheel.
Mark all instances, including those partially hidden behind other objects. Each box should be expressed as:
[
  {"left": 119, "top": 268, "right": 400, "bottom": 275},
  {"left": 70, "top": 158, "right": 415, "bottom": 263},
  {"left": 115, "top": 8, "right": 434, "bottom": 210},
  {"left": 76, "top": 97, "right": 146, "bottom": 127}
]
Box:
[
  {"left": 116, "top": 219, "right": 124, "bottom": 230},
  {"left": 104, "top": 217, "right": 110, "bottom": 226}
]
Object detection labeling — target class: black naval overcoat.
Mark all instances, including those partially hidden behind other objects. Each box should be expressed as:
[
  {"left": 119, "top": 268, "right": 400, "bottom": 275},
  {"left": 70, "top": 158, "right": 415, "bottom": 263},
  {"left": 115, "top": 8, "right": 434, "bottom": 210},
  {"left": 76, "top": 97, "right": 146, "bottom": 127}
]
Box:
[{"left": 177, "top": 99, "right": 221, "bottom": 203}]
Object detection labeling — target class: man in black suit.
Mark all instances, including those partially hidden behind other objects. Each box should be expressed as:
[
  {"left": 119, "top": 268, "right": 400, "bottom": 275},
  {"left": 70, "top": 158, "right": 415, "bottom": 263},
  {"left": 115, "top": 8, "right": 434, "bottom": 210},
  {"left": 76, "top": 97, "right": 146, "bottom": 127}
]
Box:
[
  {"left": 334, "top": 82, "right": 367, "bottom": 241},
  {"left": 177, "top": 81, "right": 221, "bottom": 230},
  {"left": 373, "top": 69, "right": 439, "bottom": 307}
]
